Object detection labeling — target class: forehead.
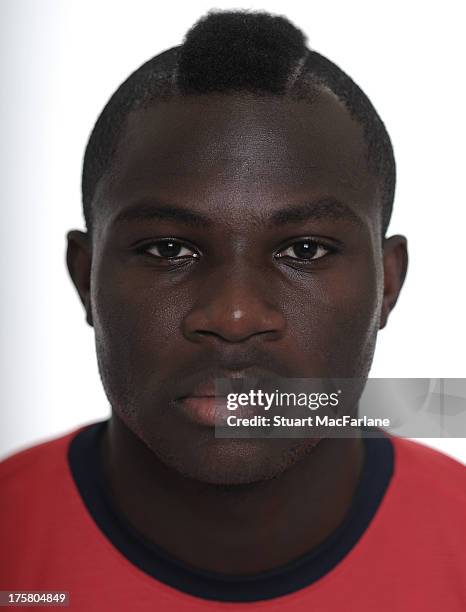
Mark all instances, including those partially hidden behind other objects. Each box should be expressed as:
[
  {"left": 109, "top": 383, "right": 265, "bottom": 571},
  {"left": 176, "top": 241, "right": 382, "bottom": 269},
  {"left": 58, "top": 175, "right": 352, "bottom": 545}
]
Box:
[{"left": 95, "top": 91, "right": 381, "bottom": 230}]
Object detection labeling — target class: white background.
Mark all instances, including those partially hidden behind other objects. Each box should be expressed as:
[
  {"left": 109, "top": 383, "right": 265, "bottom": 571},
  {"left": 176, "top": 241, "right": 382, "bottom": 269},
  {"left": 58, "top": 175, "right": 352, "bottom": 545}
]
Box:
[{"left": 1, "top": 0, "right": 465, "bottom": 463}]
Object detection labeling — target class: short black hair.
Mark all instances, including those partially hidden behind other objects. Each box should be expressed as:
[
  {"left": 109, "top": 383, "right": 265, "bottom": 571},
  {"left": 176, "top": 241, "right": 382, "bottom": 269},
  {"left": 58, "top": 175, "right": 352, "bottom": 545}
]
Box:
[{"left": 82, "top": 9, "right": 395, "bottom": 235}]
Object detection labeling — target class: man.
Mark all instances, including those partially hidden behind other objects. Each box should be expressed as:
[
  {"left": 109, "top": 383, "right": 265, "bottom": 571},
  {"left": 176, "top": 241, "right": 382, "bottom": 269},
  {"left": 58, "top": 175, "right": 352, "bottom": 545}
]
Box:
[{"left": 1, "top": 9, "right": 465, "bottom": 611}]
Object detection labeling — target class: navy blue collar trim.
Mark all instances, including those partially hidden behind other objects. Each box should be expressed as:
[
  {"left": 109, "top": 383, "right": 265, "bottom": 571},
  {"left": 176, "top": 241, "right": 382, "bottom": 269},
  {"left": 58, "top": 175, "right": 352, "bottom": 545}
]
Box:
[{"left": 68, "top": 420, "right": 393, "bottom": 602}]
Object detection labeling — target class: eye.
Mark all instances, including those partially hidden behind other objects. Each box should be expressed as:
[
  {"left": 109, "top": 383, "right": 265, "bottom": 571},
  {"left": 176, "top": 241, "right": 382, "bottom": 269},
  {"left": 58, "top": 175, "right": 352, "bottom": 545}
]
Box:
[
  {"left": 275, "top": 239, "right": 333, "bottom": 262},
  {"left": 143, "top": 239, "right": 200, "bottom": 260}
]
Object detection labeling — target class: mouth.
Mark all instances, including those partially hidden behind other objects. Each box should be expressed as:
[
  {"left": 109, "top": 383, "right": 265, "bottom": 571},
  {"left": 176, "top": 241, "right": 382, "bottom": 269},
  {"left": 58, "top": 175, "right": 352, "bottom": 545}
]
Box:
[
  {"left": 174, "top": 395, "right": 231, "bottom": 427},
  {"left": 172, "top": 371, "right": 281, "bottom": 427}
]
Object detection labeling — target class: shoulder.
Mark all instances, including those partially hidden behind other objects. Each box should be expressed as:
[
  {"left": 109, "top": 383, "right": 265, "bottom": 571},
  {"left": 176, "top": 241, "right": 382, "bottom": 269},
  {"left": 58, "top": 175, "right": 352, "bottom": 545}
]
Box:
[
  {"left": 391, "top": 436, "right": 465, "bottom": 483},
  {"left": 388, "top": 436, "right": 466, "bottom": 514},
  {"left": 0, "top": 423, "right": 95, "bottom": 494}
]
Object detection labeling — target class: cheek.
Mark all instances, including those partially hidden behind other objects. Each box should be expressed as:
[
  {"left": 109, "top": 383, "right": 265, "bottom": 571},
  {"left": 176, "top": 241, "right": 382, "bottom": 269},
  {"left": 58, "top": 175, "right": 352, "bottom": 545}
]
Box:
[
  {"left": 284, "top": 258, "right": 382, "bottom": 376},
  {"left": 326, "top": 260, "right": 382, "bottom": 374},
  {"left": 92, "top": 280, "right": 185, "bottom": 364},
  {"left": 89, "top": 257, "right": 193, "bottom": 415}
]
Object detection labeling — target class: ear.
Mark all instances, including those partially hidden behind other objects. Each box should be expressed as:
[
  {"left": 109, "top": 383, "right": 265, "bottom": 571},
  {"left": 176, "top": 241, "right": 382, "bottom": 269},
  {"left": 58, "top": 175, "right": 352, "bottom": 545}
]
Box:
[
  {"left": 379, "top": 235, "right": 408, "bottom": 330},
  {"left": 66, "top": 230, "right": 93, "bottom": 326}
]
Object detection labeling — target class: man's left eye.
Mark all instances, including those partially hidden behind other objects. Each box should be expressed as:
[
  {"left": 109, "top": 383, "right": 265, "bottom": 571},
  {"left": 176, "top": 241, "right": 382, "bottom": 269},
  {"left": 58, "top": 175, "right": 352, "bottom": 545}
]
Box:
[
  {"left": 276, "top": 240, "right": 331, "bottom": 261},
  {"left": 144, "top": 239, "right": 199, "bottom": 259}
]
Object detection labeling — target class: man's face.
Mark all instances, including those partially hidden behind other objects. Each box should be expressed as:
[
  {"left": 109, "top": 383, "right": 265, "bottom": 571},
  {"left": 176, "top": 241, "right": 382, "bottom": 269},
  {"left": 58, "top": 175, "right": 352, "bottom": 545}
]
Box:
[{"left": 69, "top": 91, "right": 405, "bottom": 484}]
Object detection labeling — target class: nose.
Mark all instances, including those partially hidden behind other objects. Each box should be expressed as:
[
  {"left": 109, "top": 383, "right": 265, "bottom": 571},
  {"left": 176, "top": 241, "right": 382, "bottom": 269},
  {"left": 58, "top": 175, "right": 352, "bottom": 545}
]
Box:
[{"left": 182, "top": 268, "right": 286, "bottom": 344}]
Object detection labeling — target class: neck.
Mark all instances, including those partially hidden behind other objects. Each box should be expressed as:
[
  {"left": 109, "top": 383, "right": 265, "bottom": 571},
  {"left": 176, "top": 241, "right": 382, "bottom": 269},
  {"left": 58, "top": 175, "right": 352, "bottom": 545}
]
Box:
[{"left": 100, "top": 413, "right": 365, "bottom": 575}]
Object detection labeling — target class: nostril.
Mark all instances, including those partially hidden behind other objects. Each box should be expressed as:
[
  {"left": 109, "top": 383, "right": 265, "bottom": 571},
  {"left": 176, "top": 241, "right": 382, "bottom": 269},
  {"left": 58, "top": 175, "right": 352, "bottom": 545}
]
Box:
[
  {"left": 192, "top": 328, "right": 281, "bottom": 344},
  {"left": 195, "top": 330, "right": 222, "bottom": 339}
]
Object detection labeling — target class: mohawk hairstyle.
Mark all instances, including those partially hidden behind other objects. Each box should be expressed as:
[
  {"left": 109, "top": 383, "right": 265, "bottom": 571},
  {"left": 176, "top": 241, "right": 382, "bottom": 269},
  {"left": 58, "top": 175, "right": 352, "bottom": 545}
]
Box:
[{"left": 82, "top": 9, "right": 395, "bottom": 235}]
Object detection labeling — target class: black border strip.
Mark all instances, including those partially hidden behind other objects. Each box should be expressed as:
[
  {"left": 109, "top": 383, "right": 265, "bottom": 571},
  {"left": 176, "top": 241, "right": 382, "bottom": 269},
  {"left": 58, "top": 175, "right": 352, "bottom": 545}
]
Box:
[{"left": 68, "top": 420, "right": 393, "bottom": 602}]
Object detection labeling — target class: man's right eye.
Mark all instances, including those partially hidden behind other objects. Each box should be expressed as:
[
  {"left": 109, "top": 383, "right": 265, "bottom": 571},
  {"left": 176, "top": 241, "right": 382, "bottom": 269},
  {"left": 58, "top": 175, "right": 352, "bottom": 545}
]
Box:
[{"left": 140, "top": 239, "right": 200, "bottom": 260}]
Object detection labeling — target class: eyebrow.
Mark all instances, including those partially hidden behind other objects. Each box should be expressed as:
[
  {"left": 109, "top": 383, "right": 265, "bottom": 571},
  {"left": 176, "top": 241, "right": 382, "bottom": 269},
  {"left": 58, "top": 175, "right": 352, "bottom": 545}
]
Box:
[
  {"left": 111, "top": 197, "right": 364, "bottom": 229},
  {"left": 112, "top": 201, "right": 213, "bottom": 228},
  {"left": 269, "top": 198, "right": 364, "bottom": 228}
]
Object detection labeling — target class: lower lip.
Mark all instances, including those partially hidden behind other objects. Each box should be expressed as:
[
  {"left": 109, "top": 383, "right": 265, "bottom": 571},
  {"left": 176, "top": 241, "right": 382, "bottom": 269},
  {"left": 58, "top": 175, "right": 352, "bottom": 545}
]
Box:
[{"left": 175, "top": 396, "right": 231, "bottom": 427}]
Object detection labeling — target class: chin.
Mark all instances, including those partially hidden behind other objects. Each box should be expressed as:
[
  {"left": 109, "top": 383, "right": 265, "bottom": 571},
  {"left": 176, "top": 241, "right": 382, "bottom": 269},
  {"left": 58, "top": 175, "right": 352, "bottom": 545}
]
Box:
[{"left": 147, "top": 435, "right": 323, "bottom": 486}]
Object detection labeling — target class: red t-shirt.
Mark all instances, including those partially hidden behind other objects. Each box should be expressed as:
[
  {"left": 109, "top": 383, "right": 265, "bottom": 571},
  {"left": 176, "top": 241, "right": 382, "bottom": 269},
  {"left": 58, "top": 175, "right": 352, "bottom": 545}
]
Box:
[{"left": 0, "top": 420, "right": 465, "bottom": 611}]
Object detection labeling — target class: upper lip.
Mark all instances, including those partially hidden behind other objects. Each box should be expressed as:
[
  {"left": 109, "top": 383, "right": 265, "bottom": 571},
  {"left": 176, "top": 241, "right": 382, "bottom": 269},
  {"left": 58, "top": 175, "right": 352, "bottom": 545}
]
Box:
[
  {"left": 179, "top": 380, "right": 237, "bottom": 399},
  {"left": 177, "top": 369, "right": 275, "bottom": 399}
]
